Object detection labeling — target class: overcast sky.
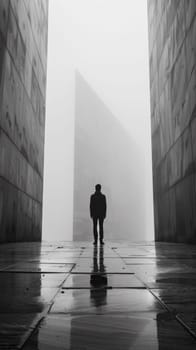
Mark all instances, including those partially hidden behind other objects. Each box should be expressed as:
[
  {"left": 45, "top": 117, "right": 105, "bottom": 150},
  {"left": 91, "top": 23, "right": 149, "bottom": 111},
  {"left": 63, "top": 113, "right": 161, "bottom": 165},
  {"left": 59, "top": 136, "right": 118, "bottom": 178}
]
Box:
[{"left": 42, "top": 0, "right": 154, "bottom": 241}]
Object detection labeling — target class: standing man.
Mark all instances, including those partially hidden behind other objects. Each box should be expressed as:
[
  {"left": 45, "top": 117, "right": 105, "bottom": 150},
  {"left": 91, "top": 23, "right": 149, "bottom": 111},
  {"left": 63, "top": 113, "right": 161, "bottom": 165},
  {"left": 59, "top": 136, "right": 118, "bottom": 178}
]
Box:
[{"left": 90, "top": 184, "right": 107, "bottom": 245}]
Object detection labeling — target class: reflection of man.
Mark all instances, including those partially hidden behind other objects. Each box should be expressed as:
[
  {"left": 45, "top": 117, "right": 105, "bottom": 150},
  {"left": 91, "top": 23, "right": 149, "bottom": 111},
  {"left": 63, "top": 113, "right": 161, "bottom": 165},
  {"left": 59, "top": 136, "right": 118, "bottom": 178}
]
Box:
[
  {"left": 90, "top": 246, "right": 107, "bottom": 307},
  {"left": 92, "top": 245, "right": 105, "bottom": 274},
  {"left": 90, "top": 184, "right": 107, "bottom": 245}
]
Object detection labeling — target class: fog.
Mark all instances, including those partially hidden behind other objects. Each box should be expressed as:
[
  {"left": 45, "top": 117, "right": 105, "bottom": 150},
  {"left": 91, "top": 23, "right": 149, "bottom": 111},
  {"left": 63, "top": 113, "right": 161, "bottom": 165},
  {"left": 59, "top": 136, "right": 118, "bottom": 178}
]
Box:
[
  {"left": 74, "top": 71, "right": 146, "bottom": 241},
  {"left": 42, "top": 0, "right": 154, "bottom": 241}
]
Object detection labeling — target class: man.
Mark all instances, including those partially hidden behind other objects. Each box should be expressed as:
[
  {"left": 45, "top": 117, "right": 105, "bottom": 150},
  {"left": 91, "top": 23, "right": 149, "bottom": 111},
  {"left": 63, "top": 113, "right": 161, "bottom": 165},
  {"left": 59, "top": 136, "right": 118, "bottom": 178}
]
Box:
[{"left": 90, "top": 184, "right": 107, "bottom": 245}]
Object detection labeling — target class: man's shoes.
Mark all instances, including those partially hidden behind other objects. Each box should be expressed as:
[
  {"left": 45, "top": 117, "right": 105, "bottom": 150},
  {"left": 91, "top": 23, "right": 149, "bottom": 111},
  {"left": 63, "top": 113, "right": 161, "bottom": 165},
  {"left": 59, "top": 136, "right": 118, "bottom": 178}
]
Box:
[
  {"left": 100, "top": 241, "right": 104, "bottom": 245},
  {"left": 93, "top": 241, "right": 97, "bottom": 245}
]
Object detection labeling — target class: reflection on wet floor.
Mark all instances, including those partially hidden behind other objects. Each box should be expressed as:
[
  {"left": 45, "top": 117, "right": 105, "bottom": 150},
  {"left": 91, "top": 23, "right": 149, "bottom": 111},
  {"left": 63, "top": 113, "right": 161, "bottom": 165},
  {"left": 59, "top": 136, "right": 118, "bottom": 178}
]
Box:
[{"left": 0, "top": 242, "right": 196, "bottom": 349}]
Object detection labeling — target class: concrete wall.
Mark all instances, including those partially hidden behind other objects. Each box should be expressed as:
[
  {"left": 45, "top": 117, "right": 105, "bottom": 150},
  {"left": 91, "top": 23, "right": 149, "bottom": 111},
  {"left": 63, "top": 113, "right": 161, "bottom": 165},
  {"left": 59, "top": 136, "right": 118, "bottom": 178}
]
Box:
[
  {"left": 0, "top": 0, "right": 48, "bottom": 242},
  {"left": 148, "top": 0, "right": 196, "bottom": 242}
]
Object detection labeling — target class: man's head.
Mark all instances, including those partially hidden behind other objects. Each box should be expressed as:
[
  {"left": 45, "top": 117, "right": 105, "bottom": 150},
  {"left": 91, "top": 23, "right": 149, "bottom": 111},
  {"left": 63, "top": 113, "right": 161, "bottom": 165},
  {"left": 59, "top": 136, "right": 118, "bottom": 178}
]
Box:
[{"left": 95, "top": 184, "right": 101, "bottom": 192}]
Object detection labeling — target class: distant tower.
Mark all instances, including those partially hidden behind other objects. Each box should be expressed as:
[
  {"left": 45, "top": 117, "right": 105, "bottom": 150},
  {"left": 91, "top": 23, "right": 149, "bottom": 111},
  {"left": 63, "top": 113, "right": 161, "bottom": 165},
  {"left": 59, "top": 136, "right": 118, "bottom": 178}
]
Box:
[{"left": 73, "top": 71, "right": 145, "bottom": 241}]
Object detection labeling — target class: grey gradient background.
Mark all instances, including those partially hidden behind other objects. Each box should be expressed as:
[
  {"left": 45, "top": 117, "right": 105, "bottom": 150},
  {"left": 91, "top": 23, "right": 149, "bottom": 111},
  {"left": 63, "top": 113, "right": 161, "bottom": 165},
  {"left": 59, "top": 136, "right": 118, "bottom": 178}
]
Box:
[{"left": 42, "top": 0, "right": 154, "bottom": 241}]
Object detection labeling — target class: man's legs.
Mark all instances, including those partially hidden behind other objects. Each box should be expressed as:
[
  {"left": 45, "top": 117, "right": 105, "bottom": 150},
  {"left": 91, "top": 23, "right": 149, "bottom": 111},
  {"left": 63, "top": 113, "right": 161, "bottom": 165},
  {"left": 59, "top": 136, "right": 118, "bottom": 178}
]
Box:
[
  {"left": 98, "top": 217, "right": 104, "bottom": 243},
  {"left": 93, "top": 217, "right": 98, "bottom": 244}
]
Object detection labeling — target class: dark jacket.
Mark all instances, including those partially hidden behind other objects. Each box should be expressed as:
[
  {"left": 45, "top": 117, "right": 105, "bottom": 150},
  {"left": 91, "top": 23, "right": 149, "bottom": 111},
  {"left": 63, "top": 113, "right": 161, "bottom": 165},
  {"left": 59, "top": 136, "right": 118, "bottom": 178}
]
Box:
[{"left": 90, "top": 192, "right": 107, "bottom": 218}]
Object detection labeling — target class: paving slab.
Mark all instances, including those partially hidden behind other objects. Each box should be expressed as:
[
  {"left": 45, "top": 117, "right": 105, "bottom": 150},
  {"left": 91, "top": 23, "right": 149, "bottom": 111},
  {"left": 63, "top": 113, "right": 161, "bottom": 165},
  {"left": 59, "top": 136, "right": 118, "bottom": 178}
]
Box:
[
  {"left": 142, "top": 272, "right": 196, "bottom": 289},
  {"left": 81, "top": 251, "right": 118, "bottom": 258},
  {"left": 30, "top": 258, "right": 78, "bottom": 264},
  {"left": 0, "top": 313, "right": 39, "bottom": 350},
  {"left": 72, "top": 258, "right": 129, "bottom": 273},
  {"left": 115, "top": 248, "right": 157, "bottom": 258},
  {"left": 4, "top": 262, "right": 74, "bottom": 273},
  {"left": 123, "top": 258, "right": 158, "bottom": 265},
  {"left": 152, "top": 287, "right": 196, "bottom": 313},
  {"left": 50, "top": 289, "right": 163, "bottom": 314},
  {"left": 0, "top": 272, "right": 68, "bottom": 291},
  {"left": 0, "top": 285, "right": 57, "bottom": 313},
  {"left": 22, "top": 312, "right": 196, "bottom": 350},
  {"left": 62, "top": 273, "right": 145, "bottom": 289},
  {"left": 177, "top": 313, "right": 196, "bottom": 337}
]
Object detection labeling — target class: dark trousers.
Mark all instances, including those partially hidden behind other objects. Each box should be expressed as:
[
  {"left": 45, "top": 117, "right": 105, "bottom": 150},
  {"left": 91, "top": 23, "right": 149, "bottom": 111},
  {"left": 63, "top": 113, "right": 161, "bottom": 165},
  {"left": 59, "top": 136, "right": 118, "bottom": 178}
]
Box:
[{"left": 92, "top": 217, "right": 104, "bottom": 242}]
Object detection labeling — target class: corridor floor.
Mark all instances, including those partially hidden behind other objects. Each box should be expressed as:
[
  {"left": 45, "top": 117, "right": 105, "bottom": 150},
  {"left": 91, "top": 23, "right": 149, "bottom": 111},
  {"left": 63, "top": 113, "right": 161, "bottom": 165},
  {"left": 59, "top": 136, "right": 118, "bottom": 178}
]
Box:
[{"left": 0, "top": 241, "right": 196, "bottom": 349}]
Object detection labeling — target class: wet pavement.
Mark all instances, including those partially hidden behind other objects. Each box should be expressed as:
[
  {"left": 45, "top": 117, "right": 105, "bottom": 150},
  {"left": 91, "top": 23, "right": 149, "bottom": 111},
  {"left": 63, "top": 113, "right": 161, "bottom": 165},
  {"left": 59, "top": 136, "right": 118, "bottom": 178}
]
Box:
[{"left": 0, "top": 241, "right": 196, "bottom": 349}]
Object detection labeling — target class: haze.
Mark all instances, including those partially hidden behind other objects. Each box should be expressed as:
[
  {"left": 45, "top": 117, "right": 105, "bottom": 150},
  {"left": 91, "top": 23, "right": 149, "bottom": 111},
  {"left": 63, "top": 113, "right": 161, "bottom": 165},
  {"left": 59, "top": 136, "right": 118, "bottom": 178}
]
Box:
[{"left": 42, "top": 0, "right": 154, "bottom": 241}]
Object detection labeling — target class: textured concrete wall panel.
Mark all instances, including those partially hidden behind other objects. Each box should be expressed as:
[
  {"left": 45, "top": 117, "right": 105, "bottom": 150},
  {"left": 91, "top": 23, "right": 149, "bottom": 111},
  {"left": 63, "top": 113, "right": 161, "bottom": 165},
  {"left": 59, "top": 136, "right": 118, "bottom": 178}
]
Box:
[
  {"left": 1, "top": 52, "right": 23, "bottom": 142},
  {"left": 168, "top": 188, "right": 177, "bottom": 240},
  {"left": 168, "top": 138, "right": 182, "bottom": 188},
  {"left": 181, "top": 128, "right": 194, "bottom": 178},
  {"left": 191, "top": 117, "right": 196, "bottom": 169},
  {"left": 175, "top": 175, "right": 196, "bottom": 242},
  {"left": 0, "top": 177, "right": 41, "bottom": 242},
  {"left": 185, "top": 0, "right": 196, "bottom": 31},
  {"left": 159, "top": 85, "right": 172, "bottom": 157},
  {"left": 0, "top": 130, "right": 42, "bottom": 202},
  {"left": 157, "top": 192, "right": 170, "bottom": 240},
  {"left": 1, "top": 24, "right": 45, "bottom": 177},
  {"left": 0, "top": 0, "right": 9, "bottom": 40}
]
